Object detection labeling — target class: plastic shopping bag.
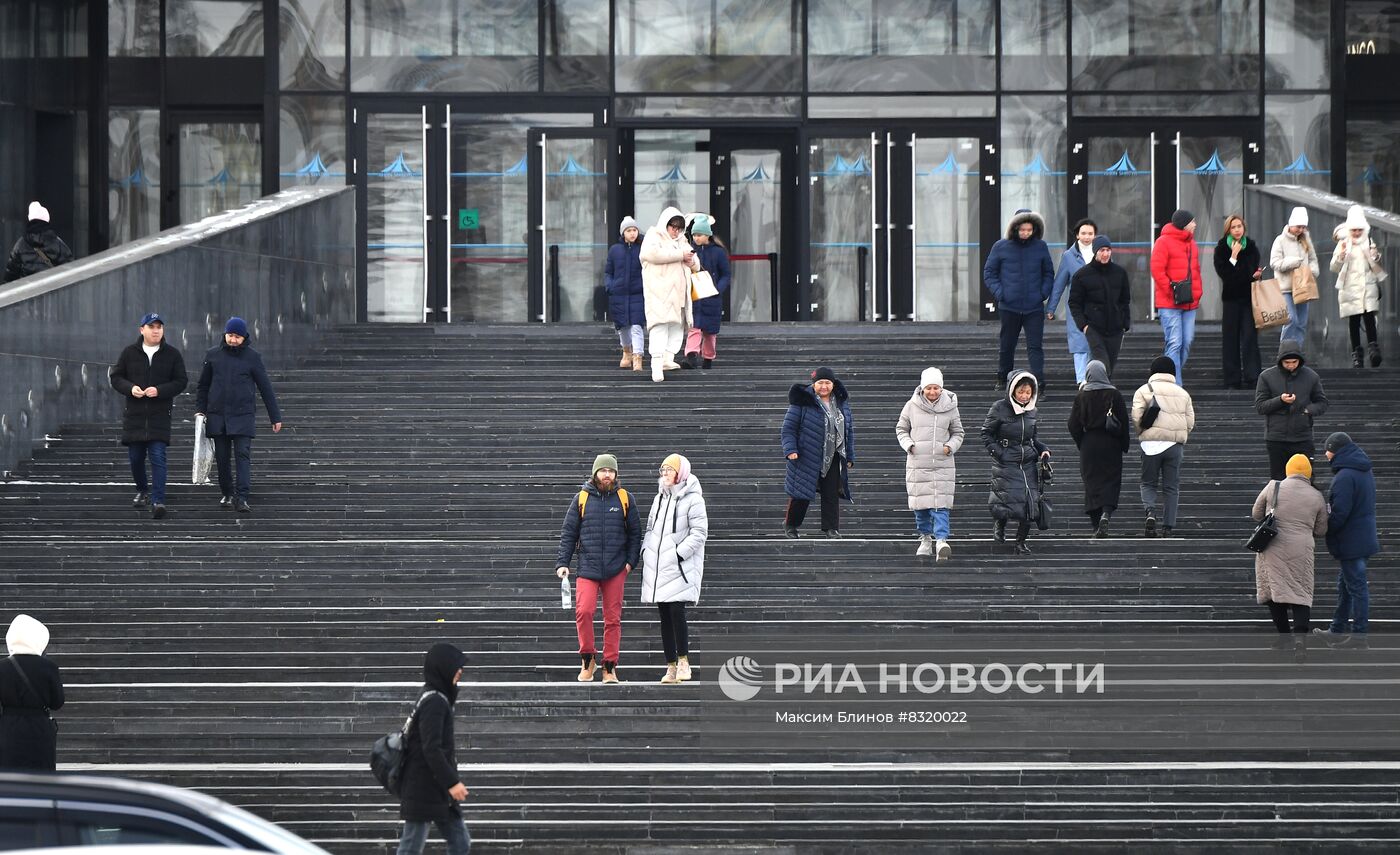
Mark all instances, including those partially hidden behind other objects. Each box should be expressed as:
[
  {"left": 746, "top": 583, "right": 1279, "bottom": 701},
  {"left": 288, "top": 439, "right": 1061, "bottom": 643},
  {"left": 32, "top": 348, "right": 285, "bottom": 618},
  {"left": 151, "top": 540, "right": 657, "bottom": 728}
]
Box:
[{"left": 192, "top": 414, "right": 215, "bottom": 485}]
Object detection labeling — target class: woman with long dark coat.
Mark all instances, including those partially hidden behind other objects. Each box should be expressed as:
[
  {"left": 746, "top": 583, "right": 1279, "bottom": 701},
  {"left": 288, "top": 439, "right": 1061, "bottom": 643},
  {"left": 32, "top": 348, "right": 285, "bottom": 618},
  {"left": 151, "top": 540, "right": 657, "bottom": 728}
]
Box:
[
  {"left": 0, "top": 614, "right": 64, "bottom": 771},
  {"left": 1067, "top": 360, "right": 1130, "bottom": 537},
  {"left": 980, "top": 370, "right": 1051, "bottom": 554},
  {"left": 781, "top": 366, "right": 855, "bottom": 538}
]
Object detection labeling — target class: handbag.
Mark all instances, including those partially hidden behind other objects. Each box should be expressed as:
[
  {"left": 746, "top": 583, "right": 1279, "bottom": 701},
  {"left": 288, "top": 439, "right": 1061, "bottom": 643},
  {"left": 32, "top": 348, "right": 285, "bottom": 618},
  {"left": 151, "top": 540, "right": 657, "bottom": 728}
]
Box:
[
  {"left": 1291, "top": 262, "right": 1319, "bottom": 304},
  {"left": 1168, "top": 244, "right": 1194, "bottom": 305},
  {"left": 691, "top": 269, "right": 718, "bottom": 300},
  {"left": 1035, "top": 459, "right": 1054, "bottom": 531},
  {"left": 370, "top": 690, "right": 443, "bottom": 796},
  {"left": 1138, "top": 382, "right": 1161, "bottom": 431},
  {"left": 1104, "top": 403, "right": 1121, "bottom": 435},
  {"left": 1251, "top": 278, "right": 1288, "bottom": 329},
  {"left": 1245, "top": 480, "right": 1282, "bottom": 553},
  {"left": 3, "top": 655, "right": 58, "bottom": 735}
]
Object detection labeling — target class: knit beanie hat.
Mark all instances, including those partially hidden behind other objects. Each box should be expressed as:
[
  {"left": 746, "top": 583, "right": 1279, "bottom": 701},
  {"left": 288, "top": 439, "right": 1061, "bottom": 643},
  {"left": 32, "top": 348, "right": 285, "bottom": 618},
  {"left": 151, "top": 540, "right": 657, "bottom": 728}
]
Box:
[
  {"left": 1091, "top": 235, "right": 1112, "bottom": 252},
  {"left": 811, "top": 366, "right": 837, "bottom": 384},
  {"left": 27, "top": 201, "right": 49, "bottom": 223},
  {"left": 1170, "top": 209, "right": 1195, "bottom": 230},
  {"left": 591, "top": 453, "right": 619, "bottom": 476},
  {"left": 1287, "top": 206, "right": 1309, "bottom": 228},
  {"left": 1285, "top": 454, "right": 1313, "bottom": 479},
  {"left": 1149, "top": 355, "right": 1176, "bottom": 376},
  {"left": 690, "top": 214, "right": 713, "bottom": 237},
  {"left": 920, "top": 367, "right": 943, "bottom": 388},
  {"left": 224, "top": 317, "right": 249, "bottom": 337},
  {"left": 619, "top": 215, "right": 639, "bottom": 235},
  {"left": 1325, "top": 432, "right": 1353, "bottom": 454},
  {"left": 661, "top": 453, "right": 691, "bottom": 482}
]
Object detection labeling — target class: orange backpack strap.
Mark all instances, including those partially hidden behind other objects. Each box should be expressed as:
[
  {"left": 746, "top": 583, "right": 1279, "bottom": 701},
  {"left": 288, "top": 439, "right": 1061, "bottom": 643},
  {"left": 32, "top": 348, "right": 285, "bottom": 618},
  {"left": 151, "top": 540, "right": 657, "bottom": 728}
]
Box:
[{"left": 578, "top": 488, "right": 629, "bottom": 518}]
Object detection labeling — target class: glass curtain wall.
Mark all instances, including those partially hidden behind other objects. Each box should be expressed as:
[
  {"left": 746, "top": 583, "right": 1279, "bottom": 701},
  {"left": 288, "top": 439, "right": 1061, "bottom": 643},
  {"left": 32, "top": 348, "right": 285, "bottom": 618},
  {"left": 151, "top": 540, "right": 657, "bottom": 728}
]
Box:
[
  {"left": 807, "top": 136, "right": 874, "bottom": 321},
  {"left": 350, "top": 0, "right": 537, "bottom": 91},
  {"left": 543, "top": 136, "right": 609, "bottom": 322},
  {"left": 364, "top": 112, "right": 426, "bottom": 322},
  {"left": 178, "top": 122, "right": 262, "bottom": 224},
  {"left": 808, "top": 0, "right": 995, "bottom": 91},
  {"left": 109, "top": 109, "right": 161, "bottom": 244},
  {"left": 728, "top": 149, "right": 782, "bottom": 322},
  {"left": 913, "top": 136, "right": 981, "bottom": 322},
  {"left": 615, "top": 0, "right": 800, "bottom": 92}
]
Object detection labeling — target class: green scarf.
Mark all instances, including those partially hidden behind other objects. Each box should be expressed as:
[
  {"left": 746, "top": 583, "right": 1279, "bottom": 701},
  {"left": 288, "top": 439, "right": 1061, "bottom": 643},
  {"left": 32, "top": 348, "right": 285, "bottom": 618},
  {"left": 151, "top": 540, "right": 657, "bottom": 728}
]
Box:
[{"left": 1226, "top": 235, "right": 1248, "bottom": 249}]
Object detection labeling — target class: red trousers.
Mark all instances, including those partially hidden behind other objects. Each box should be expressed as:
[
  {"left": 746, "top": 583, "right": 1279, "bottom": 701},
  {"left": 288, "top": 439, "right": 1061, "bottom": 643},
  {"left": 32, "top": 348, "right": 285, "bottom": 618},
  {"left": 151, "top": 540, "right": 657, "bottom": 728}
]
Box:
[{"left": 575, "top": 571, "right": 626, "bottom": 662}]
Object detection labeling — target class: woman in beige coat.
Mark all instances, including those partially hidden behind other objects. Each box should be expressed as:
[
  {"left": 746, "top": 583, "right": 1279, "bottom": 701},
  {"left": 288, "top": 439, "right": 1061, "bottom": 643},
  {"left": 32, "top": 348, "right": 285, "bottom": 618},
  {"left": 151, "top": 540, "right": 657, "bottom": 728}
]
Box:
[
  {"left": 1251, "top": 454, "right": 1327, "bottom": 643},
  {"left": 640, "top": 206, "right": 700, "bottom": 383},
  {"left": 895, "top": 367, "right": 964, "bottom": 561},
  {"left": 1330, "top": 204, "right": 1386, "bottom": 368}
]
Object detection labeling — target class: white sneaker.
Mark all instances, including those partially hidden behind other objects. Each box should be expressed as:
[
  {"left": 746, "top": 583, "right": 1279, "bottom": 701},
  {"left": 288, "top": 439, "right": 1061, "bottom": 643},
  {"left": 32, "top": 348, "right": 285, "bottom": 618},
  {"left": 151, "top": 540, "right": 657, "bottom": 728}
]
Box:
[
  {"left": 662, "top": 359, "right": 681, "bottom": 370},
  {"left": 916, "top": 535, "right": 933, "bottom": 556},
  {"left": 651, "top": 360, "right": 665, "bottom": 382},
  {"left": 935, "top": 539, "right": 951, "bottom": 562}
]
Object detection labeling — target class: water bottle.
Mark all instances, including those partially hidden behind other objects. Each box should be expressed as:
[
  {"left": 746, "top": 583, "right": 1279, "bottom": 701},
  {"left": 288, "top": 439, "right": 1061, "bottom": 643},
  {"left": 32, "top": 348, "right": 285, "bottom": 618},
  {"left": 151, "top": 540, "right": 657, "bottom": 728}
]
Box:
[{"left": 561, "top": 576, "right": 571, "bottom": 610}]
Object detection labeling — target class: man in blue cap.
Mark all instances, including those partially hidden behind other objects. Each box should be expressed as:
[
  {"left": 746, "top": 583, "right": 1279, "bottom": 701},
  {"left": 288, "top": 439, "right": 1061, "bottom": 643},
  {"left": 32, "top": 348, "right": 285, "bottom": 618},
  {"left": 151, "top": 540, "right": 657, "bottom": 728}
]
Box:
[
  {"left": 109, "top": 313, "right": 188, "bottom": 519},
  {"left": 195, "top": 317, "right": 283, "bottom": 513}
]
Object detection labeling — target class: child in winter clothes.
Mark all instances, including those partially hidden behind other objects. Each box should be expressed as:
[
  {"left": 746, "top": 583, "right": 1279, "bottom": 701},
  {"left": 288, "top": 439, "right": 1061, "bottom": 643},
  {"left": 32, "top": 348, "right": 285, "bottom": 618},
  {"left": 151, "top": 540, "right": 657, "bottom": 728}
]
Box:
[
  {"left": 604, "top": 216, "right": 646, "bottom": 371},
  {"left": 895, "top": 367, "right": 964, "bottom": 560},
  {"left": 683, "top": 214, "right": 730, "bottom": 369}
]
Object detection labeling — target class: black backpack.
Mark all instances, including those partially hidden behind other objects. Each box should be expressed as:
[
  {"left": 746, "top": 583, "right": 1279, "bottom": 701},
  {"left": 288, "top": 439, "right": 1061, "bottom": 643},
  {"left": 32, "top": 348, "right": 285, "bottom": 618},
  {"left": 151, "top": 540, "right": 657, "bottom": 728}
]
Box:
[{"left": 370, "top": 690, "right": 443, "bottom": 796}]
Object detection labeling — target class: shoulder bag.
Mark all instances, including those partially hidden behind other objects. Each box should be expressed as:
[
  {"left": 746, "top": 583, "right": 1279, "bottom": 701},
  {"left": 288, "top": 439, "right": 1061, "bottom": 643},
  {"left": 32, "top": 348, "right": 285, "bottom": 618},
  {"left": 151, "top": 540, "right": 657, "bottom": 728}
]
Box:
[
  {"left": 3, "top": 655, "right": 58, "bottom": 735},
  {"left": 1104, "top": 401, "right": 1122, "bottom": 435},
  {"left": 370, "top": 689, "right": 445, "bottom": 796},
  {"left": 1138, "top": 382, "right": 1162, "bottom": 431},
  {"left": 1245, "top": 480, "right": 1282, "bottom": 553},
  {"left": 1169, "top": 243, "right": 1194, "bottom": 305}
]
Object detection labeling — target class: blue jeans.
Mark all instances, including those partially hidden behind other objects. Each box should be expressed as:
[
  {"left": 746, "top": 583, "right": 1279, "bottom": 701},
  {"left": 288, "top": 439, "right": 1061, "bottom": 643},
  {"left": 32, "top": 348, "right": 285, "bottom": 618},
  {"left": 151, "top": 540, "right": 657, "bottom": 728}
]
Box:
[
  {"left": 213, "top": 435, "right": 253, "bottom": 501},
  {"left": 127, "top": 441, "right": 168, "bottom": 504},
  {"left": 1072, "top": 351, "right": 1091, "bottom": 385},
  {"left": 1157, "top": 308, "right": 1195, "bottom": 385},
  {"left": 1328, "top": 558, "right": 1370, "bottom": 635},
  {"left": 914, "top": 508, "right": 951, "bottom": 540},
  {"left": 1282, "top": 292, "right": 1309, "bottom": 344},
  {"left": 997, "top": 309, "right": 1045, "bottom": 381},
  {"left": 396, "top": 815, "right": 471, "bottom": 855}
]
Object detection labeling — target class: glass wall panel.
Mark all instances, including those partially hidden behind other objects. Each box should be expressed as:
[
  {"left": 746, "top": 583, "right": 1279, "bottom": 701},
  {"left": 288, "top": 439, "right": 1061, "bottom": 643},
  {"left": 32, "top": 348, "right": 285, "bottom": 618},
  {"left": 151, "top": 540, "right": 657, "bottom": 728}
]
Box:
[
  {"left": 35, "top": 0, "right": 87, "bottom": 57},
  {"left": 543, "top": 136, "right": 609, "bottom": 322},
  {"left": 729, "top": 149, "right": 782, "bottom": 322},
  {"left": 351, "top": 0, "right": 537, "bottom": 91},
  {"left": 544, "top": 0, "right": 609, "bottom": 91},
  {"left": 365, "top": 112, "right": 425, "bottom": 322},
  {"left": 1000, "top": 95, "right": 1066, "bottom": 255},
  {"left": 1347, "top": 120, "right": 1400, "bottom": 214},
  {"left": 615, "top": 0, "right": 800, "bottom": 92},
  {"left": 1265, "top": 94, "right": 1331, "bottom": 192},
  {"left": 1001, "top": 0, "right": 1067, "bottom": 90},
  {"left": 111, "top": 0, "right": 160, "bottom": 57},
  {"left": 633, "top": 130, "right": 709, "bottom": 239},
  {"left": 1072, "top": 0, "right": 1259, "bottom": 90},
  {"left": 614, "top": 96, "right": 800, "bottom": 119},
  {"left": 1073, "top": 92, "right": 1259, "bottom": 118},
  {"left": 1264, "top": 0, "right": 1329, "bottom": 89},
  {"left": 108, "top": 109, "right": 161, "bottom": 245},
  {"left": 167, "top": 0, "right": 264, "bottom": 57},
  {"left": 178, "top": 121, "right": 262, "bottom": 224},
  {"left": 808, "top": 96, "right": 995, "bottom": 119},
  {"left": 1177, "top": 135, "right": 1244, "bottom": 322},
  {"left": 279, "top": 95, "right": 347, "bottom": 188},
  {"left": 1083, "top": 136, "right": 1155, "bottom": 315},
  {"left": 913, "top": 136, "right": 981, "bottom": 322},
  {"left": 280, "top": 0, "right": 346, "bottom": 89},
  {"left": 808, "top": 136, "right": 873, "bottom": 322},
  {"left": 73, "top": 111, "right": 89, "bottom": 257},
  {"left": 1347, "top": 2, "right": 1400, "bottom": 55},
  {"left": 809, "top": 0, "right": 994, "bottom": 92}
]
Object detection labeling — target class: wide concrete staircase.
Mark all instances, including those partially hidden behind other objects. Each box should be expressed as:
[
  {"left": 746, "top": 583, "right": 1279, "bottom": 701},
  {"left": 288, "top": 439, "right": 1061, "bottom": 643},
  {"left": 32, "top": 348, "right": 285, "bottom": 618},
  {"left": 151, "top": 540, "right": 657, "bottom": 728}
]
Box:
[{"left": 3, "top": 323, "right": 1397, "bottom": 853}]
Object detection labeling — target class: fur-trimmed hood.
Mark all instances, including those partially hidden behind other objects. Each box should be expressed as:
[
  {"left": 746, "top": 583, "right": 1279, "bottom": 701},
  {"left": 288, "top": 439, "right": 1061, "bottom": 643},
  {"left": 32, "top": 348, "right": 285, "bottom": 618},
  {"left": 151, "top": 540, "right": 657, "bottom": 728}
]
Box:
[{"left": 1006, "top": 209, "right": 1046, "bottom": 242}]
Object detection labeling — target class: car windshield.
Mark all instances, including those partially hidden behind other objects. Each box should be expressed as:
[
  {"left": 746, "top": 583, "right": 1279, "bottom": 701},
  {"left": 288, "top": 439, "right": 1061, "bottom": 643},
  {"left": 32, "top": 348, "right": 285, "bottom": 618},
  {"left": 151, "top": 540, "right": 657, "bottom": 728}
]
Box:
[{"left": 209, "top": 801, "right": 331, "bottom": 855}]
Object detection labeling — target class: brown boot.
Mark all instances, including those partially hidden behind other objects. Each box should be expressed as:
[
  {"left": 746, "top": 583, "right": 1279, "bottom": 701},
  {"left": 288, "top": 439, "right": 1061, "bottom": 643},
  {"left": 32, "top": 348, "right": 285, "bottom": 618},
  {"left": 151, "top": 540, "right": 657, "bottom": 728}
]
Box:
[
  {"left": 577, "top": 655, "right": 597, "bottom": 682},
  {"left": 631, "top": 353, "right": 644, "bottom": 372},
  {"left": 619, "top": 347, "right": 633, "bottom": 369},
  {"left": 602, "top": 660, "right": 621, "bottom": 683}
]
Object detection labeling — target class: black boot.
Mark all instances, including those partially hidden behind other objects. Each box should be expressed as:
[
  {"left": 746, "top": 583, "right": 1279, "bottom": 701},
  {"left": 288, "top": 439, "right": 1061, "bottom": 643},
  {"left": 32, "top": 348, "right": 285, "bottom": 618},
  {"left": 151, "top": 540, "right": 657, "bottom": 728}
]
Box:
[
  {"left": 1353, "top": 346, "right": 1365, "bottom": 369},
  {"left": 1369, "top": 341, "right": 1383, "bottom": 367},
  {"left": 994, "top": 377, "right": 1007, "bottom": 391},
  {"left": 1014, "top": 522, "right": 1031, "bottom": 554},
  {"left": 682, "top": 352, "right": 699, "bottom": 370},
  {"left": 702, "top": 358, "right": 713, "bottom": 370},
  {"left": 992, "top": 519, "right": 1007, "bottom": 543}
]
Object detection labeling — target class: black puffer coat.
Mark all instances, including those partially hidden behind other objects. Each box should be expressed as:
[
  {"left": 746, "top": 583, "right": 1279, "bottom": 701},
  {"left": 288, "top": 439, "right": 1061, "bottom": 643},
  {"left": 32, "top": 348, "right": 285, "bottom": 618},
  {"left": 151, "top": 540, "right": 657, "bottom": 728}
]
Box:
[
  {"left": 399, "top": 643, "right": 468, "bottom": 823},
  {"left": 981, "top": 370, "right": 1049, "bottom": 522},
  {"left": 0, "top": 655, "right": 65, "bottom": 771},
  {"left": 109, "top": 340, "right": 189, "bottom": 445},
  {"left": 4, "top": 221, "right": 74, "bottom": 282},
  {"left": 1254, "top": 339, "right": 1328, "bottom": 444}
]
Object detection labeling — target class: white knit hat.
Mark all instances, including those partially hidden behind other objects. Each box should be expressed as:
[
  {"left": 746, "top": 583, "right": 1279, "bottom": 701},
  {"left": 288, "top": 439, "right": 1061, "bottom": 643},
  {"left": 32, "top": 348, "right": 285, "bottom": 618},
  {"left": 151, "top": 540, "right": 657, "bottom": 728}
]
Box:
[
  {"left": 1287, "top": 206, "right": 1309, "bottom": 228},
  {"left": 27, "top": 201, "right": 49, "bottom": 223},
  {"left": 1342, "top": 204, "right": 1369, "bottom": 233},
  {"left": 920, "top": 367, "right": 944, "bottom": 388},
  {"left": 619, "top": 215, "right": 638, "bottom": 236}
]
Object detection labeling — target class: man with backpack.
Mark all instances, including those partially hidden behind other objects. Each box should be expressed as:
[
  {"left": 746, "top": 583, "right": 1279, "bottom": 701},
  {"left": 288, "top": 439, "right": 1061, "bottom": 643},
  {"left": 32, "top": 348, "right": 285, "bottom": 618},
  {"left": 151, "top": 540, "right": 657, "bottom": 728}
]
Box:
[
  {"left": 1131, "top": 356, "right": 1195, "bottom": 537},
  {"left": 395, "top": 642, "right": 470, "bottom": 855},
  {"left": 556, "top": 453, "right": 641, "bottom": 684}
]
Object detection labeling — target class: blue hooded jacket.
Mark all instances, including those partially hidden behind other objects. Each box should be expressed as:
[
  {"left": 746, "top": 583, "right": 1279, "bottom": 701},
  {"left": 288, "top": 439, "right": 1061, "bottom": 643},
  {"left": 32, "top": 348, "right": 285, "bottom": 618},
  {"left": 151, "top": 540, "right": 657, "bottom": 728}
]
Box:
[
  {"left": 1326, "top": 443, "right": 1379, "bottom": 560},
  {"left": 604, "top": 238, "right": 645, "bottom": 328},
  {"left": 983, "top": 210, "right": 1055, "bottom": 315},
  {"left": 690, "top": 242, "right": 731, "bottom": 335}
]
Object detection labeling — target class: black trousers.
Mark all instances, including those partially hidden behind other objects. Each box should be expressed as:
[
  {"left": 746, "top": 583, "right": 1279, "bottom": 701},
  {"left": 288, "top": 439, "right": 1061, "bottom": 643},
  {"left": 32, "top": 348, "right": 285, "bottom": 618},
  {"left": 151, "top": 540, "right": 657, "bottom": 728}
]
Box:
[
  {"left": 1348, "top": 312, "right": 1379, "bottom": 349},
  {"left": 997, "top": 310, "right": 1045, "bottom": 381},
  {"left": 1083, "top": 328, "right": 1123, "bottom": 377},
  {"left": 786, "top": 458, "right": 842, "bottom": 531},
  {"left": 658, "top": 602, "right": 689, "bottom": 662},
  {"left": 1267, "top": 601, "right": 1312, "bottom": 634},
  {"left": 1221, "top": 299, "right": 1261, "bottom": 386},
  {"left": 1266, "top": 440, "right": 1315, "bottom": 481}
]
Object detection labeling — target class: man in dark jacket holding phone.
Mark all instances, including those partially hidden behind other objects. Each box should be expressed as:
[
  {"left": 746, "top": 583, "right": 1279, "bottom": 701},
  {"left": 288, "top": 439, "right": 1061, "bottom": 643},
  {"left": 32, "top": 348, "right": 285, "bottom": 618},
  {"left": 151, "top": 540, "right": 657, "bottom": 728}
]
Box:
[
  {"left": 109, "top": 312, "right": 188, "bottom": 519},
  {"left": 1068, "top": 235, "right": 1132, "bottom": 377},
  {"left": 396, "top": 642, "right": 471, "bottom": 855},
  {"left": 1253, "top": 339, "right": 1328, "bottom": 480},
  {"left": 195, "top": 317, "right": 283, "bottom": 513}
]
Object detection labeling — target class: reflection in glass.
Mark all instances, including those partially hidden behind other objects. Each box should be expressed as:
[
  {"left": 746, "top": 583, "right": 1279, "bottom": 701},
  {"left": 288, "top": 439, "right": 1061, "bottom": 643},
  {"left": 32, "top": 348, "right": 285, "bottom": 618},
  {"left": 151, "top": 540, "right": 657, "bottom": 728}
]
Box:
[
  {"left": 807, "top": 96, "right": 995, "bottom": 120},
  {"left": 365, "top": 113, "right": 425, "bottom": 323},
  {"left": 1000, "top": 95, "right": 1066, "bottom": 255},
  {"left": 73, "top": 111, "right": 89, "bottom": 257},
  {"left": 1084, "top": 136, "right": 1155, "bottom": 318},
  {"left": 108, "top": 109, "right": 161, "bottom": 245},
  {"left": 729, "top": 150, "right": 782, "bottom": 322},
  {"left": 178, "top": 122, "right": 262, "bottom": 224},
  {"left": 1347, "top": 2, "right": 1400, "bottom": 56},
  {"left": 279, "top": 95, "right": 347, "bottom": 188},
  {"left": 1265, "top": 94, "right": 1331, "bottom": 193},
  {"left": 544, "top": 137, "right": 608, "bottom": 322},
  {"left": 808, "top": 136, "right": 873, "bottom": 322},
  {"left": 1000, "top": 0, "right": 1066, "bottom": 90},
  {"left": 1264, "top": 0, "right": 1329, "bottom": 89},
  {"left": 615, "top": 0, "right": 800, "bottom": 92},
  {"left": 633, "top": 130, "right": 709, "bottom": 240},
  {"left": 279, "top": 0, "right": 346, "bottom": 89},
  {"left": 166, "top": 0, "right": 264, "bottom": 57},
  {"left": 1177, "top": 137, "right": 1244, "bottom": 322},
  {"left": 35, "top": 0, "right": 87, "bottom": 57},
  {"left": 544, "top": 0, "right": 609, "bottom": 91},
  {"left": 351, "top": 0, "right": 537, "bottom": 91},
  {"left": 809, "top": 0, "right": 995, "bottom": 91},
  {"left": 449, "top": 123, "right": 529, "bottom": 322},
  {"left": 110, "top": 0, "right": 160, "bottom": 57},
  {"left": 1347, "top": 120, "right": 1400, "bottom": 214},
  {"left": 614, "top": 96, "right": 800, "bottom": 119},
  {"left": 1072, "top": 0, "right": 1258, "bottom": 90},
  {"left": 913, "top": 137, "right": 980, "bottom": 322},
  {"left": 1073, "top": 92, "right": 1259, "bottom": 118}
]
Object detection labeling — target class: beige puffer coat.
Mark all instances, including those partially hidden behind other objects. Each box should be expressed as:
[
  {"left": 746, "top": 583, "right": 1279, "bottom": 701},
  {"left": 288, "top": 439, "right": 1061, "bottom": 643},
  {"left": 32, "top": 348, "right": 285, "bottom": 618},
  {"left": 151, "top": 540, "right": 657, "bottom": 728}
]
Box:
[
  {"left": 1251, "top": 475, "right": 1327, "bottom": 606},
  {"left": 639, "top": 205, "right": 700, "bottom": 329},
  {"left": 1330, "top": 224, "right": 1385, "bottom": 318},
  {"left": 896, "top": 388, "right": 964, "bottom": 510},
  {"left": 1131, "top": 373, "right": 1195, "bottom": 444},
  {"left": 1269, "top": 227, "right": 1319, "bottom": 295}
]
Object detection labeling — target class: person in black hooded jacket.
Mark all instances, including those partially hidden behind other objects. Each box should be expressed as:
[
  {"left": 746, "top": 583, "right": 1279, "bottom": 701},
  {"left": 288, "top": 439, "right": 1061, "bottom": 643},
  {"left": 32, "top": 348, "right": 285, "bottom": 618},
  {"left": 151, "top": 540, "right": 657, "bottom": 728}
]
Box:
[
  {"left": 396, "top": 642, "right": 471, "bottom": 855},
  {"left": 4, "top": 201, "right": 74, "bottom": 283},
  {"left": 981, "top": 370, "right": 1052, "bottom": 553},
  {"left": 1254, "top": 338, "right": 1328, "bottom": 480}
]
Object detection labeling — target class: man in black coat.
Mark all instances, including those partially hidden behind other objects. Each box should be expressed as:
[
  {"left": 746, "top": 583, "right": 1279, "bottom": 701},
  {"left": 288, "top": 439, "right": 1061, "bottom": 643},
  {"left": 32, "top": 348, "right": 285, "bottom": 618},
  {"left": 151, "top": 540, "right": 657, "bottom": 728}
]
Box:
[
  {"left": 396, "top": 643, "right": 471, "bottom": 855},
  {"left": 1068, "top": 235, "right": 1132, "bottom": 378},
  {"left": 1254, "top": 339, "right": 1328, "bottom": 480},
  {"left": 109, "top": 312, "right": 188, "bottom": 519},
  {"left": 4, "top": 201, "right": 74, "bottom": 283},
  {"left": 195, "top": 317, "right": 283, "bottom": 514}
]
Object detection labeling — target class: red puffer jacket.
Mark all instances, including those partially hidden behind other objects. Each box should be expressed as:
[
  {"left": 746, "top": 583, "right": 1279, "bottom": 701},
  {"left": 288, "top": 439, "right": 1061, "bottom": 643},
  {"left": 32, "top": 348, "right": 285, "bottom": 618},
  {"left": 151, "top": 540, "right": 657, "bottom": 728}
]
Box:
[{"left": 1150, "top": 223, "right": 1203, "bottom": 311}]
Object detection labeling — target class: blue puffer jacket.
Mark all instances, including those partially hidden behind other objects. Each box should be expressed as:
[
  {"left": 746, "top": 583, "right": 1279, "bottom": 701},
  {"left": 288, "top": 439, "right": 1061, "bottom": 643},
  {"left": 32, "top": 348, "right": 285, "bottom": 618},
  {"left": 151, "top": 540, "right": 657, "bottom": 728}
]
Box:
[
  {"left": 983, "top": 210, "right": 1055, "bottom": 315},
  {"left": 1326, "top": 443, "right": 1379, "bottom": 561},
  {"left": 604, "top": 239, "right": 645, "bottom": 329},
  {"left": 195, "top": 341, "right": 282, "bottom": 438},
  {"left": 1047, "top": 245, "right": 1091, "bottom": 354},
  {"left": 690, "top": 242, "right": 731, "bottom": 335},
  {"left": 781, "top": 381, "right": 854, "bottom": 501},
  {"left": 554, "top": 481, "right": 642, "bottom": 581}
]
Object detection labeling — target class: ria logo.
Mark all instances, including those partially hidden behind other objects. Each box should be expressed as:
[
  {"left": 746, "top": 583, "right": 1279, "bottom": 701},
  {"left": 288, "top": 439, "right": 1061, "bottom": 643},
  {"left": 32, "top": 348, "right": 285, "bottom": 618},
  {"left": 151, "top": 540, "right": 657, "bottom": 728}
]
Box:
[{"left": 717, "top": 655, "right": 763, "bottom": 701}]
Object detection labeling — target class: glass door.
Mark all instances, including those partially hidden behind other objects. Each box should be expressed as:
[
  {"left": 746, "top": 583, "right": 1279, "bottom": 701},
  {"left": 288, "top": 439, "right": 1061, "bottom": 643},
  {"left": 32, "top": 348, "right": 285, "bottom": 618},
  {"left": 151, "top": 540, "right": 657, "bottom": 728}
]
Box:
[
  {"left": 530, "top": 129, "right": 614, "bottom": 323},
  {"left": 805, "top": 133, "right": 876, "bottom": 321},
  {"left": 710, "top": 132, "right": 796, "bottom": 322},
  {"left": 355, "top": 104, "right": 431, "bottom": 323},
  {"left": 169, "top": 115, "right": 262, "bottom": 226}
]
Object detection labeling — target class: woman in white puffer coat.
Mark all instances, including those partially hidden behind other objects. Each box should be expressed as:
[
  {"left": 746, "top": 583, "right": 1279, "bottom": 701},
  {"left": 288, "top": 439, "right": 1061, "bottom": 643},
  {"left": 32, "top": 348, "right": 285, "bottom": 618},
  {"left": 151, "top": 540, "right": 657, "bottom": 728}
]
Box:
[
  {"left": 1330, "top": 204, "right": 1387, "bottom": 368},
  {"left": 895, "top": 367, "right": 964, "bottom": 561},
  {"left": 641, "top": 453, "right": 708, "bottom": 684}
]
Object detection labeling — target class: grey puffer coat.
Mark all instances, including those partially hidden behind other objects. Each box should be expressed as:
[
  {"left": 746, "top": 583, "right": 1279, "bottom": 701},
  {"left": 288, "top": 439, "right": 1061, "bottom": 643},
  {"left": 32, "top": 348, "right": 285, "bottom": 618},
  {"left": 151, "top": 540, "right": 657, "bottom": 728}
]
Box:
[
  {"left": 896, "top": 388, "right": 964, "bottom": 510},
  {"left": 640, "top": 476, "right": 708, "bottom": 605}
]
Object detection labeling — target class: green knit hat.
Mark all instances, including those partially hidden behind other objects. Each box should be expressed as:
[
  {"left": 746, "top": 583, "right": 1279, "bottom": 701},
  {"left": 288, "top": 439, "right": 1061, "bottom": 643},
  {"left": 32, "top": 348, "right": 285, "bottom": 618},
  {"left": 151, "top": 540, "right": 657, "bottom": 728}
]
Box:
[{"left": 591, "top": 453, "right": 618, "bottom": 476}]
